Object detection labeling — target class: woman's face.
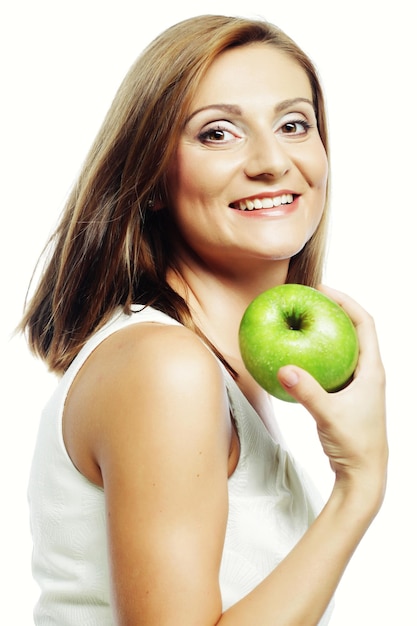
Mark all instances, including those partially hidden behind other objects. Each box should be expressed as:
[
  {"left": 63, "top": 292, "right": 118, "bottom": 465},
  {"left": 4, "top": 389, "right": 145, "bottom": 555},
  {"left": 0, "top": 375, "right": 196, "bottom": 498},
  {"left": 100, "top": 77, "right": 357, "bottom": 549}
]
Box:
[{"left": 166, "top": 43, "right": 328, "bottom": 277}]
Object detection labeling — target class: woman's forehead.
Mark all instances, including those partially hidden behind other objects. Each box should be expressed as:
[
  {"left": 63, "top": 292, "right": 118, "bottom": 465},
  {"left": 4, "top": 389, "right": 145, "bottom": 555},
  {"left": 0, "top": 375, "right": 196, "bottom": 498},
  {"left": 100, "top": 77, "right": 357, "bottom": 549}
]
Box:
[{"left": 189, "top": 44, "right": 312, "bottom": 112}]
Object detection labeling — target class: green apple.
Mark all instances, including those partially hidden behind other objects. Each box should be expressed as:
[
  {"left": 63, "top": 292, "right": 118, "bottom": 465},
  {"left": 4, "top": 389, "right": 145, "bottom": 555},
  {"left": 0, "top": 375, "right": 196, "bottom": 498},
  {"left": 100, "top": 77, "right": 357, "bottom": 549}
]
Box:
[{"left": 238, "top": 284, "right": 359, "bottom": 403}]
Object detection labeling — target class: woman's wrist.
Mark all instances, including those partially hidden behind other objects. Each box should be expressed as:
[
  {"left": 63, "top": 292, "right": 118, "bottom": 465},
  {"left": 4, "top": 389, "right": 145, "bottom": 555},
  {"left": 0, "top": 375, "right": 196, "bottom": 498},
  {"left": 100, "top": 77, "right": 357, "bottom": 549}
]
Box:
[{"left": 330, "top": 467, "right": 387, "bottom": 528}]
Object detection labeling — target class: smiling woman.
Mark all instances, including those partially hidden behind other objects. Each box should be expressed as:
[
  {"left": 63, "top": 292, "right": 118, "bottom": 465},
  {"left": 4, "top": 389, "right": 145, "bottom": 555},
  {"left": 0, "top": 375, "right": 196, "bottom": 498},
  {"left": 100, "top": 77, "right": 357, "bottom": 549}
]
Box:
[
  {"left": 166, "top": 44, "right": 328, "bottom": 285},
  {"left": 19, "top": 14, "right": 387, "bottom": 626}
]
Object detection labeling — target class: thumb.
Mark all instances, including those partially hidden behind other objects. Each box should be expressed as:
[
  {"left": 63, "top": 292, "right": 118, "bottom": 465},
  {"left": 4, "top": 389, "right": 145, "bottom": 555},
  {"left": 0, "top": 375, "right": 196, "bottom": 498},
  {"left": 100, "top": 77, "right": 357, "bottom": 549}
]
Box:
[{"left": 277, "top": 365, "right": 328, "bottom": 415}]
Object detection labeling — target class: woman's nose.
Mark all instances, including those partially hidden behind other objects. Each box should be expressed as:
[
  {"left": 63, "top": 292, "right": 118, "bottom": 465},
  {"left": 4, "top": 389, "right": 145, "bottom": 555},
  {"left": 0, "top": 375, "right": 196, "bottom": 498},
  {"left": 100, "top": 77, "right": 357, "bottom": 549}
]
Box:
[{"left": 244, "top": 133, "right": 292, "bottom": 180}]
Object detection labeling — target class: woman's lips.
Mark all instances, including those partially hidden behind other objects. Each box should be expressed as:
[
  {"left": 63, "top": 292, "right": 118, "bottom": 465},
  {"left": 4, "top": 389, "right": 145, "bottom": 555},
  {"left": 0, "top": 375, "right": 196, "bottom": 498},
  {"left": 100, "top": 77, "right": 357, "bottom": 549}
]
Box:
[{"left": 230, "top": 193, "right": 299, "bottom": 215}]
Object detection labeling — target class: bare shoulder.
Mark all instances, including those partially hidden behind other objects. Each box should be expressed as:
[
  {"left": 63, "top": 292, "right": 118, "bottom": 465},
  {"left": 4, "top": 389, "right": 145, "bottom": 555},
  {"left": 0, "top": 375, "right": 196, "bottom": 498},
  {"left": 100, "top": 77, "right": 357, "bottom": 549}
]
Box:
[
  {"left": 63, "top": 320, "right": 231, "bottom": 485},
  {"left": 88, "top": 320, "right": 227, "bottom": 406},
  {"left": 107, "top": 319, "right": 221, "bottom": 374}
]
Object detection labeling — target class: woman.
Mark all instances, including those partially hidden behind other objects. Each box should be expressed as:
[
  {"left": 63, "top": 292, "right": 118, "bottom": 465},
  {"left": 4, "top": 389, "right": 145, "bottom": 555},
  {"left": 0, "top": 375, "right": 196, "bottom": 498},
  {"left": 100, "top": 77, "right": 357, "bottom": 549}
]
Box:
[{"left": 21, "top": 15, "right": 388, "bottom": 625}]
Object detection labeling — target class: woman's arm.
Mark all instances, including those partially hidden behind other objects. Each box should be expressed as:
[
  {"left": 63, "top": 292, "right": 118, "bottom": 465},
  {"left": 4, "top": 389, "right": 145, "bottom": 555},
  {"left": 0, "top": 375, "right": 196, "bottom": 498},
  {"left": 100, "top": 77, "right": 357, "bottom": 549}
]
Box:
[
  {"left": 68, "top": 323, "right": 232, "bottom": 625},
  {"left": 221, "top": 288, "right": 387, "bottom": 625},
  {"left": 66, "top": 288, "right": 387, "bottom": 625}
]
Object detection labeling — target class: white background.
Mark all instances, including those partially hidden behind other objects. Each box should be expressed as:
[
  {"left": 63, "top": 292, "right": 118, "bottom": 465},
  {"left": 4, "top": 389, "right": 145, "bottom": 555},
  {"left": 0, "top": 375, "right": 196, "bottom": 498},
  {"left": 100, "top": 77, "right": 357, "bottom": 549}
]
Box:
[{"left": 1, "top": 1, "right": 415, "bottom": 623}]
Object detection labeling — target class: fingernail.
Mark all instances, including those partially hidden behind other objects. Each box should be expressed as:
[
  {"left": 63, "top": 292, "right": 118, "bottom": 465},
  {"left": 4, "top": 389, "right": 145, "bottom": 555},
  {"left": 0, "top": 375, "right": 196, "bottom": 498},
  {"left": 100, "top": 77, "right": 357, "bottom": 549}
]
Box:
[{"left": 280, "top": 367, "right": 299, "bottom": 388}]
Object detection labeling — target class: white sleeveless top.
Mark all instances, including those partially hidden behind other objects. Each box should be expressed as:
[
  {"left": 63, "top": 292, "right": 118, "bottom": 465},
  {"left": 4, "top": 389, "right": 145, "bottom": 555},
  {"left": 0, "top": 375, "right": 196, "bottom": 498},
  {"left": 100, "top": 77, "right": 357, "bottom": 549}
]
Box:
[{"left": 28, "top": 306, "right": 333, "bottom": 624}]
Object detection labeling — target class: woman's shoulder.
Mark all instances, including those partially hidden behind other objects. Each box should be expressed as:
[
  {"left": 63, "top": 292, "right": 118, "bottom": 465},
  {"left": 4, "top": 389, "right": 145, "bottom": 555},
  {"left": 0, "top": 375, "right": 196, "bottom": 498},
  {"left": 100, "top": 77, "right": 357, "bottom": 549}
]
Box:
[
  {"left": 69, "top": 312, "right": 228, "bottom": 423},
  {"left": 93, "top": 314, "right": 221, "bottom": 381},
  {"left": 63, "top": 312, "right": 232, "bottom": 486},
  {"left": 66, "top": 305, "right": 218, "bottom": 382}
]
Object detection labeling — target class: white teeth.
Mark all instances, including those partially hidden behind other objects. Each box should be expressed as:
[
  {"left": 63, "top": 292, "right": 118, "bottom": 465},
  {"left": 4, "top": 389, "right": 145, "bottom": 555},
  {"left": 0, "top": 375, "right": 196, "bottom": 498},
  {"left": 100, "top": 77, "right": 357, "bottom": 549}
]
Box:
[{"left": 235, "top": 194, "right": 294, "bottom": 211}]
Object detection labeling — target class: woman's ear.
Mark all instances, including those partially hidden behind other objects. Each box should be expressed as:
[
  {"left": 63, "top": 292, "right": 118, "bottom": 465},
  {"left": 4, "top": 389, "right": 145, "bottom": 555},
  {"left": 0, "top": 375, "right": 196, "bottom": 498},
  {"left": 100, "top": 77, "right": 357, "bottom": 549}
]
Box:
[{"left": 147, "top": 196, "right": 165, "bottom": 211}]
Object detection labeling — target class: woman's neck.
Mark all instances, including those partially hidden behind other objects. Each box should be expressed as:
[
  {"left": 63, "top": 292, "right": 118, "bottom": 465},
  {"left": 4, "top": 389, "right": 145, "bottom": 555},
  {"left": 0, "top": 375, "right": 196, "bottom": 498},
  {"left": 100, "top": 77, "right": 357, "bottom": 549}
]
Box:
[
  {"left": 168, "top": 257, "right": 289, "bottom": 360},
  {"left": 166, "top": 258, "right": 289, "bottom": 443}
]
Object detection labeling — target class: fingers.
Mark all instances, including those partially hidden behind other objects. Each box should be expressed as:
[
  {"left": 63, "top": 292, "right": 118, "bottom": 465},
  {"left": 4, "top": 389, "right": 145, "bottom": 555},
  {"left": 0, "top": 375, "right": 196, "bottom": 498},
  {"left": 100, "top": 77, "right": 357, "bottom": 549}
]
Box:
[
  {"left": 318, "top": 285, "right": 371, "bottom": 329},
  {"left": 318, "top": 285, "right": 384, "bottom": 377},
  {"left": 278, "top": 287, "right": 388, "bottom": 496},
  {"left": 277, "top": 365, "right": 329, "bottom": 418}
]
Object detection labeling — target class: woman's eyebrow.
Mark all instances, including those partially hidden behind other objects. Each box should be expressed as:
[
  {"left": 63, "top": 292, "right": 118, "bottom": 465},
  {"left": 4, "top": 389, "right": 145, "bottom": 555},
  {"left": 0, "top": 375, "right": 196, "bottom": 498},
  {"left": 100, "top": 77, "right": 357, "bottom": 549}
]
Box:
[
  {"left": 185, "top": 103, "right": 242, "bottom": 124},
  {"left": 185, "top": 97, "right": 314, "bottom": 124},
  {"left": 274, "top": 97, "right": 314, "bottom": 112}
]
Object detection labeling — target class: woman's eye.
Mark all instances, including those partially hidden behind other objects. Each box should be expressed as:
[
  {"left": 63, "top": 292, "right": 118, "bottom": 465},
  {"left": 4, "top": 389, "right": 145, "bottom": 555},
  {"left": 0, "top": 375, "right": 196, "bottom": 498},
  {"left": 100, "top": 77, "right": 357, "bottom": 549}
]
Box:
[
  {"left": 198, "top": 124, "right": 237, "bottom": 145},
  {"left": 279, "top": 119, "right": 312, "bottom": 136}
]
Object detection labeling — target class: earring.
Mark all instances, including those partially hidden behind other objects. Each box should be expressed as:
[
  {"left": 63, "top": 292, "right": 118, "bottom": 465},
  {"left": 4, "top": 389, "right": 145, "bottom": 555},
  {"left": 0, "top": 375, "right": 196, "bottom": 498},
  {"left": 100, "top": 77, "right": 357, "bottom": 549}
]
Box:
[{"left": 147, "top": 199, "right": 155, "bottom": 209}]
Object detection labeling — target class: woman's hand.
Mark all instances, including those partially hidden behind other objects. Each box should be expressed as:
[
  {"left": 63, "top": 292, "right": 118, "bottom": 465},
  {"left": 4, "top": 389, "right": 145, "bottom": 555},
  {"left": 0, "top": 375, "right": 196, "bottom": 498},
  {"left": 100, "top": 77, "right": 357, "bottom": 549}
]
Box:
[
  {"left": 277, "top": 286, "right": 388, "bottom": 512},
  {"left": 222, "top": 287, "right": 388, "bottom": 626}
]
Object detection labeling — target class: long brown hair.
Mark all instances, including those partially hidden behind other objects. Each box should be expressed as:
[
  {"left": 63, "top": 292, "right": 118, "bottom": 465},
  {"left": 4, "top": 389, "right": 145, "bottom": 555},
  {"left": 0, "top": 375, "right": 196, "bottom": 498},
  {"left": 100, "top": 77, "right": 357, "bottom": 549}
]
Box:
[{"left": 20, "top": 14, "right": 330, "bottom": 374}]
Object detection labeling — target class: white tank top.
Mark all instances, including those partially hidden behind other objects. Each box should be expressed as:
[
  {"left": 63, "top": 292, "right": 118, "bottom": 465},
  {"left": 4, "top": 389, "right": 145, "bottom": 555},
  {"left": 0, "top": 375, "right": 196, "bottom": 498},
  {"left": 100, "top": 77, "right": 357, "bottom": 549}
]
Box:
[{"left": 28, "top": 305, "right": 333, "bottom": 624}]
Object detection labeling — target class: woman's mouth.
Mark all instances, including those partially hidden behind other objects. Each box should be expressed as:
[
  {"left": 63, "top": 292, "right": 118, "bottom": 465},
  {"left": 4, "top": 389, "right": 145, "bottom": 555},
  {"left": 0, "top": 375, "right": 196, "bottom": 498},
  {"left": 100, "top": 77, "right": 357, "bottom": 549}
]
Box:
[{"left": 230, "top": 193, "right": 296, "bottom": 211}]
